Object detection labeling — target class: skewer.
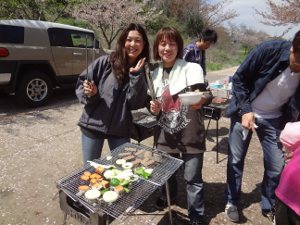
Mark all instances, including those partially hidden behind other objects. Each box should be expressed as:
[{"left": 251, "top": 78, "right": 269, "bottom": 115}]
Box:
[{"left": 85, "top": 34, "right": 89, "bottom": 81}]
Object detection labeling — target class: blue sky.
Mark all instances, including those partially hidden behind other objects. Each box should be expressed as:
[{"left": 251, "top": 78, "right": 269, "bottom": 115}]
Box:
[{"left": 209, "top": 0, "right": 300, "bottom": 39}]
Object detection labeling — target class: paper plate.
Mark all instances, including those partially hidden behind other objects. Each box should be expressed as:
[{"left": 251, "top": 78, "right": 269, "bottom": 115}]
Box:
[{"left": 178, "top": 92, "right": 203, "bottom": 105}]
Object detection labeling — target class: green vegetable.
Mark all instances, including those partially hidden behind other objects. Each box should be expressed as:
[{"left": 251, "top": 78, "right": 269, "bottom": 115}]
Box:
[
  {"left": 134, "top": 167, "right": 151, "bottom": 180},
  {"left": 119, "top": 179, "right": 130, "bottom": 187},
  {"left": 101, "top": 188, "right": 109, "bottom": 195},
  {"left": 110, "top": 178, "right": 120, "bottom": 186},
  {"left": 123, "top": 187, "right": 130, "bottom": 193}
]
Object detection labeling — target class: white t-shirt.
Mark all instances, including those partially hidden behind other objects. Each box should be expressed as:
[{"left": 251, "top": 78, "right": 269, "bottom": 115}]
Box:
[{"left": 251, "top": 67, "right": 300, "bottom": 119}]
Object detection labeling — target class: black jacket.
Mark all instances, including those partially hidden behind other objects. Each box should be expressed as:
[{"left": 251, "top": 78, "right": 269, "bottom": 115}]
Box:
[{"left": 76, "top": 55, "right": 148, "bottom": 137}]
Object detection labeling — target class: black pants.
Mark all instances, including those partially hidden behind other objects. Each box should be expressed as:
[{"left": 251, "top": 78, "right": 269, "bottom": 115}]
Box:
[{"left": 275, "top": 198, "right": 300, "bottom": 225}]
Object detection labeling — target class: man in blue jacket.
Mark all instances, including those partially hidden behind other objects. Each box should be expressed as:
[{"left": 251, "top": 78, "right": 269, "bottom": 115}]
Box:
[
  {"left": 224, "top": 30, "right": 300, "bottom": 224},
  {"left": 183, "top": 28, "right": 218, "bottom": 78}
]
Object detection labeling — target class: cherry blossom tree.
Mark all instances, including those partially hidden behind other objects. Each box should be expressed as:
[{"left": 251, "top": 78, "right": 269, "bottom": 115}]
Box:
[
  {"left": 197, "top": 0, "right": 238, "bottom": 28},
  {"left": 73, "top": 0, "right": 159, "bottom": 49},
  {"left": 229, "top": 23, "right": 272, "bottom": 54},
  {"left": 151, "top": 0, "right": 238, "bottom": 28},
  {"left": 255, "top": 0, "right": 300, "bottom": 35}
]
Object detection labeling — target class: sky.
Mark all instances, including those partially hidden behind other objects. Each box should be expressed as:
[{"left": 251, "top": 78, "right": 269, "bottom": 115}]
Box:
[{"left": 209, "top": 0, "right": 300, "bottom": 39}]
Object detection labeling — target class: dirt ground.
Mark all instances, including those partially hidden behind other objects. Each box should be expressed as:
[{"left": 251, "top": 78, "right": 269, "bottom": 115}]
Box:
[{"left": 0, "top": 67, "right": 273, "bottom": 225}]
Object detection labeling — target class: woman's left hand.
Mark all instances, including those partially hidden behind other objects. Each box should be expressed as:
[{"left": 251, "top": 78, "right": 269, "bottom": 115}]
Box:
[
  {"left": 191, "top": 95, "right": 206, "bottom": 110},
  {"left": 129, "top": 57, "right": 146, "bottom": 73}
]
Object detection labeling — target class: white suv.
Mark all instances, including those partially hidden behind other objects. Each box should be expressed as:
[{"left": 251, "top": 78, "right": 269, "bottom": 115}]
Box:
[{"left": 0, "top": 19, "right": 103, "bottom": 107}]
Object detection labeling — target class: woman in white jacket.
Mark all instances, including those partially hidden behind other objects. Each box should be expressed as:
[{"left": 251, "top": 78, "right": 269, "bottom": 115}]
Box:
[{"left": 149, "top": 27, "right": 212, "bottom": 225}]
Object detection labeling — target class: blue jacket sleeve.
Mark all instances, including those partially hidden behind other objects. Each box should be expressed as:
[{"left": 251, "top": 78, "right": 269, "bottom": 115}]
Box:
[
  {"left": 183, "top": 47, "right": 194, "bottom": 62},
  {"left": 232, "top": 44, "right": 265, "bottom": 115}
]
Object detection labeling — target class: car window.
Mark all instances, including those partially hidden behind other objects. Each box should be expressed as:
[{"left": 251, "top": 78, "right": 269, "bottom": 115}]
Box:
[
  {"left": 70, "top": 31, "right": 94, "bottom": 48},
  {"left": 48, "top": 28, "right": 73, "bottom": 47},
  {"left": 48, "top": 28, "right": 95, "bottom": 48},
  {"left": 0, "top": 25, "right": 24, "bottom": 44}
]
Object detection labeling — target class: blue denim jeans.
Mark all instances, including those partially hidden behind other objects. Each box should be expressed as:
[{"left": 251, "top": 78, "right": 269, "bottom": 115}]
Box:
[
  {"left": 226, "top": 115, "right": 284, "bottom": 212},
  {"left": 81, "top": 130, "right": 130, "bottom": 165},
  {"left": 162, "top": 153, "right": 204, "bottom": 219}
]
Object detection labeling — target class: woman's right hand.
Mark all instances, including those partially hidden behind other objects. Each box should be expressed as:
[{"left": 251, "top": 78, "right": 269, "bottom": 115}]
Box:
[
  {"left": 130, "top": 57, "right": 146, "bottom": 73},
  {"left": 83, "top": 80, "right": 97, "bottom": 97},
  {"left": 150, "top": 100, "right": 161, "bottom": 116}
]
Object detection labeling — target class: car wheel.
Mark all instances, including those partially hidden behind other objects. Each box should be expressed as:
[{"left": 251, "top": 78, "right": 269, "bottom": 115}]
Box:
[{"left": 16, "top": 71, "right": 53, "bottom": 107}]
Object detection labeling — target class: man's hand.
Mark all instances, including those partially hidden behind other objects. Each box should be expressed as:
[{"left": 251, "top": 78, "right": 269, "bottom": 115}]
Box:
[{"left": 242, "top": 112, "right": 256, "bottom": 132}]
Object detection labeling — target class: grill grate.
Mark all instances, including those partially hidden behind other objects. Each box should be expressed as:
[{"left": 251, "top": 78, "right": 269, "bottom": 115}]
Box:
[
  {"left": 132, "top": 110, "right": 157, "bottom": 129},
  {"left": 56, "top": 142, "right": 183, "bottom": 221}
]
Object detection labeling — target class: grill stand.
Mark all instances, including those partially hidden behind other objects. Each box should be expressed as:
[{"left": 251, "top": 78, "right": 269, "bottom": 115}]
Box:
[
  {"left": 60, "top": 188, "right": 173, "bottom": 225},
  {"left": 203, "top": 102, "right": 228, "bottom": 163},
  {"left": 165, "top": 181, "right": 173, "bottom": 225},
  {"left": 59, "top": 190, "right": 109, "bottom": 225}
]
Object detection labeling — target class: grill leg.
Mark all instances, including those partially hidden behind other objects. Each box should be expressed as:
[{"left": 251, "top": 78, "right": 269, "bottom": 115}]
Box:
[
  {"left": 63, "top": 212, "right": 67, "bottom": 225},
  {"left": 205, "top": 118, "right": 211, "bottom": 137},
  {"left": 216, "top": 119, "right": 219, "bottom": 164},
  {"left": 165, "top": 182, "right": 173, "bottom": 225}
]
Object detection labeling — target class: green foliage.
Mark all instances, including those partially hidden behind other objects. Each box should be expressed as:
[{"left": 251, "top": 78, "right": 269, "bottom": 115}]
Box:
[
  {"left": 184, "top": 14, "right": 204, "bottom": 37},
  {"left": 0, "top": 0, "right": 79, "bottom": 21},
  {"left": 237, "top": 48, "right": 249, "bottom": 64},
  {"left": 146, "top": 14, "right": 184, "bottom": 34},
  {"left": 206, "top": 45, "right": 244, "bottom": 71},
  {"left": 56, "top": 17, "right": 92, "bottom": 30},
  {"left": 207, "top": 63, "right": 222, "bottom": 71}
]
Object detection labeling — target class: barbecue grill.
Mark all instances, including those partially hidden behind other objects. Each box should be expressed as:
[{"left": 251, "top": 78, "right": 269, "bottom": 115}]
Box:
[
  {"left": 131, "top": 109, "right": 157, "bottom": 143},
  {"left": 203, "top": 100, "right": 229, "bottom": 163},
  {"left": 56, "top": 142, "right": 183, "bottom": 225}
]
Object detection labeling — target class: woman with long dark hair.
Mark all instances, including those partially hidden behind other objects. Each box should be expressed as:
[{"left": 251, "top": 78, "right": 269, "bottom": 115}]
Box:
[{"left": 76, "top": 23, "right": 150, "bottom": 164}]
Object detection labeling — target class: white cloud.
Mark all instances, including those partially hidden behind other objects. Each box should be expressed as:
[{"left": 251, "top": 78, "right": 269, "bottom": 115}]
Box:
[{"left": 211, "top": 0, "right": 300, "bottom": 39}]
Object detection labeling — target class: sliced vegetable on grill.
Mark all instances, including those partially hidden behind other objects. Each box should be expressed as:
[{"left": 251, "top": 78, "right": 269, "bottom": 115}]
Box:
[
  {"left": 101, "top": 188, "right": 110, "bottom": 195},
  {"left": 103, "top": 170, "right": 115, "bottom": 179},
  {"left": 88, "top": 161, "right": 115, "bottom": 169},
  {"left": 95, "top": 166, "right": 105, "bottom": 174},
  {"left": 110, "top": 178, "right": 120, "bottom": 186},
  {"left": 119, "top": 179, "right": 130, "bottom": 187},
  {"left": 134, "top": 167, "right": 152, "bottom": 180},
  {"left": 103, "top": 190, "right": 119, "bottom": 203},
  {"left": 123, "top": 187, "right": 130, "bottom": 193},
  {"left": 116, "top": 159, "right": 126, "bottom": 165},
  {"left": 84, "top": 189, "right": 101, "bottom": 200},
  {"left": 122, "top": 162, "right": 133, "bottom": 169},
  {"left": 114, "top": 185, "right": 124, "bottom": 194}
]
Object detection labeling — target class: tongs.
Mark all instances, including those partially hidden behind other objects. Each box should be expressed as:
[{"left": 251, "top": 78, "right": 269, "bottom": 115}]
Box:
[
  {"left": 144, "top": 62, "right": 156, "bottom": 100},
  {"left": 85, "top": 35, "right": 95, "bottom": 97}
]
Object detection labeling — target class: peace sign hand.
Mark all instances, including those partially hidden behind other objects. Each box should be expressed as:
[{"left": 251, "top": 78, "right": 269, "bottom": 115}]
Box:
[{"left": 129, "top": 57, "right": 146, "bottom": 73}]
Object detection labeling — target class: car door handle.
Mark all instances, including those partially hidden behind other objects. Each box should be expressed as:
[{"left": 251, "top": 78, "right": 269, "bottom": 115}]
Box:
[{"left": 73, "top": 52, "right": 83, "bottom": 56}]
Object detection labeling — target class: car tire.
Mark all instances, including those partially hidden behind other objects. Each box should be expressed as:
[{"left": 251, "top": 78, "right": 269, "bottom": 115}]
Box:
[{"left": 16, "top": 71, "right": 53, "bottom": 107}]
